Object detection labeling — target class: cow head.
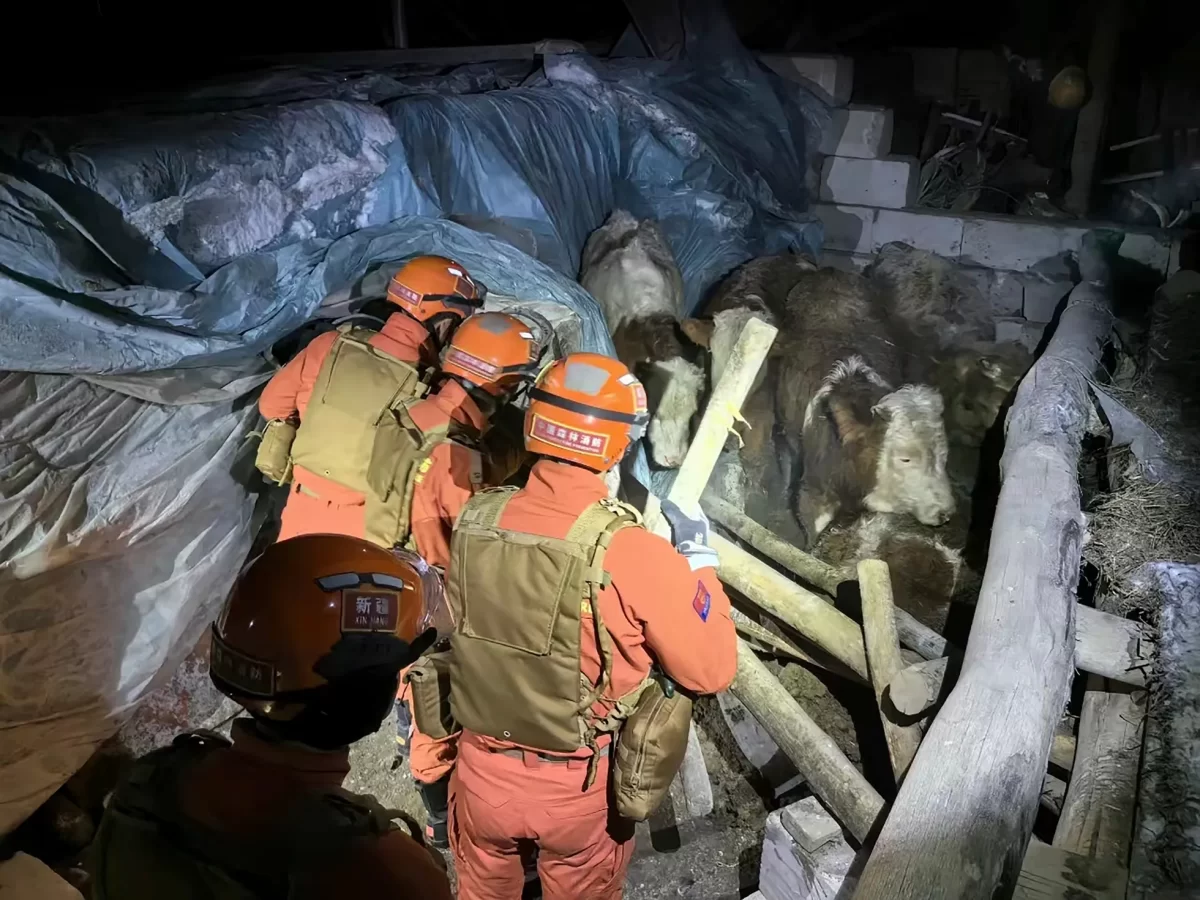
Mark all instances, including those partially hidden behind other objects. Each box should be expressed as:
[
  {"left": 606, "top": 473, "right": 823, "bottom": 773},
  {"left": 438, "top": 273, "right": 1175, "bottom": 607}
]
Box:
[
  {"left": 612, "top": 315, "right": 706, "bottom": 469},
  {"left": 826, "top": 383, "right": 955, "bottom": 528},
  {"left": 936, "top": 341, "right": 1034, "bottom": 447}
]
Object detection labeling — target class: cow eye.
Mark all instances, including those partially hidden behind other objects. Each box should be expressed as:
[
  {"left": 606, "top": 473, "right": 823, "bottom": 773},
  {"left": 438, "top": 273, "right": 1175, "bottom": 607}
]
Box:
[{"left": 898, "top": 457, "right": 912, "bottom": 464}]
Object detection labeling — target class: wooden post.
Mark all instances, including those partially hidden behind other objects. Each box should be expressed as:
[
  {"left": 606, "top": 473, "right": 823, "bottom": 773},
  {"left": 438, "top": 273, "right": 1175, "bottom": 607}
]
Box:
[
  {"left": 733, "top": 609, "right": 823, "bottom": 667},
  {"left": 642, "top": 314, "right": 778, "bottom": 823},
  {"left": 858, "top": 560, "right": 922, "bottom": 780},
  {"left": 731, "top": 639, "right": 885, "bottom": 843},
  {"left": 1053, "top": 677, "right": 1145, "bottom": 861},
  {"left": 852, "top": 249, "right": 1114, "bottom": 899},
  {"left": 1064, "top": 0, "right": 1125, "bottom": 216}
]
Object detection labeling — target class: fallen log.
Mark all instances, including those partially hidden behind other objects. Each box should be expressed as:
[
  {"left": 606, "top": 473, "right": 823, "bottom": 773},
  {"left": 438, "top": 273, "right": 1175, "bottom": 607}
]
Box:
[
  {"left": 1053, "top": 677, "right": 1145, "bottom": 860},
  {"left": 858, "top": 560, "right": 922, "bottom": 780},
  {"left": 853, "top": 235, "right": 1114, "bottom": 899},
  {"left": 642, "top": 314, "right": 778, "bottom": 823},
  {"left": 730, "top": 639, "right": 884, "bottom": 843},
  {"left": 703, "top": 495, "right": 954, "bottom": 662},
  {"left": 713, "top": 533, "right": 869, "bottom": 681}
]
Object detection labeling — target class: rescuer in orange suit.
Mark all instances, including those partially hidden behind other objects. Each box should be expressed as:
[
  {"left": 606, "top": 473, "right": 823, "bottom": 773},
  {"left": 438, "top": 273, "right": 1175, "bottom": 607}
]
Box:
[
  {"left": 389, "top": 311, "right": 541, "bottom": 848},
  {"left": 91, "top": 535, "right": 454, "bottom": 900},
  {"left": 444, "top": 353, "right": 738, "bottom": 900},
  {"left": 257, "top": 255, "right": 484, "bottom": 542}
]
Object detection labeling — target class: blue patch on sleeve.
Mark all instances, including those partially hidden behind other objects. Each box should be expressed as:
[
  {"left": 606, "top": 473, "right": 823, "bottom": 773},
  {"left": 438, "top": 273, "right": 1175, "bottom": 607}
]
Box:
[{"left": 692, "top": 582, "right": 711, "bottom": 622}]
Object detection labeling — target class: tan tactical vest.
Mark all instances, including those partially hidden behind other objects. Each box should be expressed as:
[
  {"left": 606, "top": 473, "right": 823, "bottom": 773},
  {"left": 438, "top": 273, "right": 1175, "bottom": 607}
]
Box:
[
  {"left": 363, "top": 401, "right": 482, "bottom": 550},
  {"left": 91, "top": 732, "right": 418, "bottom": 900},
  {"left": 288, "top": 325, "right": 428, "bottom": 492},
  {"left": 446, "top": 487, "right": 653, "bottom": 768}
]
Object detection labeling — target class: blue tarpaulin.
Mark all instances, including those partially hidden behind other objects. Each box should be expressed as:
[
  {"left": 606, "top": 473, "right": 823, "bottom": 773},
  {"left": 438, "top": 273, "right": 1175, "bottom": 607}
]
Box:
[{"left": 0, "top": 8, "right": 826, "bottom": 833}]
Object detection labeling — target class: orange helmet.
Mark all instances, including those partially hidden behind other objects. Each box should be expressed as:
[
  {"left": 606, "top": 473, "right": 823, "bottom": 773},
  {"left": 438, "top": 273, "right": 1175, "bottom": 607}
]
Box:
[
  {"left": 441, "top": 312, "right": 540, "bottom": 397},
  {"left": 386, "top": 255, "right": 484, "bottom": 329},
  {"left": 210, "top": 535, "right": 446, "bottom": 748},
  {"left": 524, "top": 353, "right": 649, "bottom": 471}
]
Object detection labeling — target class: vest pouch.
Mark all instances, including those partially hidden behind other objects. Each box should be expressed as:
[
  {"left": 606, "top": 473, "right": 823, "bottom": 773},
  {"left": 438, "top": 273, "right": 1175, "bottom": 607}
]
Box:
[
  {"left": 611, "top": 681, "right": 694, "bottom": 822},
  {"left": 255, "top": 419, "right": 296, "bottom": 484},
  {"left": 405, "top": 650, "right": 457, "bottom": 740},
  {"left": 364, "top": 409, "right": 420, "bottom": 548}
]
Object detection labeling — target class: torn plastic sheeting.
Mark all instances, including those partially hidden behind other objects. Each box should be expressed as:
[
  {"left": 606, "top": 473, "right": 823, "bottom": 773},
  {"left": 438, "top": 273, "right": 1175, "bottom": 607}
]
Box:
[{"left": 0, "top": 372, "right": 259, "bottom": 835}]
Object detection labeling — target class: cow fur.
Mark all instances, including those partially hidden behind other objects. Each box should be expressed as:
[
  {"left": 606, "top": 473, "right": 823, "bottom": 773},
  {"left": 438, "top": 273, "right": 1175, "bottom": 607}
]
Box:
[
  {"left": 580, "top": 209, "right": 703, "bottom": 468},
  {"left": 933, "top": 340, "right": 1034, "bottom": 449},
  {"left": 772, "top": 269, "right": 955, "bottom": 546},
  {"left": 867, "top": 241, "right": 996, "bottom": 378}
]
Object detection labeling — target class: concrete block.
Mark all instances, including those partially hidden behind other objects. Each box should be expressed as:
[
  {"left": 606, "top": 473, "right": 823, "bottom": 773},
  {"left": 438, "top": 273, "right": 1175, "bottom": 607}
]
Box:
[
  {"left": 820, "top": 156, "right": 919, "bottom": 209},
  {"left": 1021, "top": 274, "right": 1075, "bottom": 323},
  {"left": 781, "top": 797, "right": 843, "bottom": 853},
  {"left": 813, "top": 203, "right": 875, "bottom": 254},
  {"left": 759, "top": 803, "right": 858, "bottom": 900},
  {"left": 760, "top": 53, "right": 854, "bottom": 106},
  {"left": 960, "top": 217, "right": 1082, "bottom": 272},
  {"left": 819, "top": 106, "right": 893, "bottom": 158},
  {"left": 959, "top": 267, "right": 1024, "bottom": 317},
  {"left": 872, "top": 208, "right": 965, "bottom": 257},
  {"left": 996, "top": 317, "right": 1046, "bottom": 354},
  {"left": 959, "top": 215, "right": 1172, "bottom": 275}
]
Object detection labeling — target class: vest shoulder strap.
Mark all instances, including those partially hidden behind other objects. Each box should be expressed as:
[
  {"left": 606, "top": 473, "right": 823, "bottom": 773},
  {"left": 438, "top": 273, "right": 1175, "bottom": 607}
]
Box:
[{"left": 455, "top": 486, "right": 520, "bottom": 531}]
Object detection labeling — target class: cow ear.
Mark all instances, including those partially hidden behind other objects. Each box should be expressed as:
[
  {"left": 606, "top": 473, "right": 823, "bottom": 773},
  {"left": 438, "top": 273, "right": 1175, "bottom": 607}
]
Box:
[
  {"left": 978, "top": 356, "right": 1003, "bottom": 382},
  {"left": 827, "top": 395, "right": 869, "bottom": 444},
  {"left": 680, "top": 318, "right": 714, "bottom": 348}
]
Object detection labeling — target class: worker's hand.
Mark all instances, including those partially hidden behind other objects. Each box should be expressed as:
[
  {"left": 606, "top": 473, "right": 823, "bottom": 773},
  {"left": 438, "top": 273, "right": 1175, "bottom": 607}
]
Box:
[{"left": 660, "top": 498, "right": 720, "bottom": 572}]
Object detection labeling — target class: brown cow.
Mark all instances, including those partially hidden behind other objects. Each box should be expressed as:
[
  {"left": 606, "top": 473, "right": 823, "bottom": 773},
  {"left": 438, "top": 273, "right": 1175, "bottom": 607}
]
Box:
[{"left": 772, "top": 268, "right": 956, "bottom": 547}]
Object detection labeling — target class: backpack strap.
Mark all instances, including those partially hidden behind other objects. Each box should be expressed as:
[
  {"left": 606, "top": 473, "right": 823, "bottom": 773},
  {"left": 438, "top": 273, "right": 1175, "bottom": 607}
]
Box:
[
  {"left": 455, "top": 485, "right": 520, "bottom": 531},
  {"left": 565, "top": 499, "right": 644, "bottom": 788}
]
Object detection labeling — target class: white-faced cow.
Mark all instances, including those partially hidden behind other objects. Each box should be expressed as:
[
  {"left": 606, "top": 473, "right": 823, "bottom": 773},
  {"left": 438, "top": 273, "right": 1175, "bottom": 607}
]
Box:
[{"left": 579, "top": 209, "right": 704, "bottom": 469}]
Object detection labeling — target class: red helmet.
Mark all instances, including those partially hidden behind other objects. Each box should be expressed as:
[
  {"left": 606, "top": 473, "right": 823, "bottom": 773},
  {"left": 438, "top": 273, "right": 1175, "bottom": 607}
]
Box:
[
  {"left": 441, "top": 312, "right": 540, "bottom": 397},
  {"left": 386, "top": 256, "right": 484, "bottom": 332},
  {"left": 524, "top": 353, "right": 648, "bottom": 472}
]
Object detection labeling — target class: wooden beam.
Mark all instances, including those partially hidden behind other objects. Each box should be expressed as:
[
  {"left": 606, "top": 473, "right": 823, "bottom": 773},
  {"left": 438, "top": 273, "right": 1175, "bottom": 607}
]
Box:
[
  {"left": 859, "top": 560, "right": 922, "bottom": 781},
  {"left": 1014, "top": 841, "right": 1128, "bottom": 900},
  {"left": 852, "top": 249, "right": 1114, "bottom": 899},
  {"left": 713, "top": 534, "right": 869, "bottom": 682},
  {"left": 1053, "top": 677, "right": 1145, "bottom": 861},
  {"left": 1064, "top": 0, "right": 1125, "bottom": 216},
  {"left": 730, "top": 639, "right": 885, "bottom": 843},
  {"left": 1075, "top": 604, "right": 1153, "bottom": 687},
  {"left": 702, "top": 497, "right": 955, "bottom": 663}
]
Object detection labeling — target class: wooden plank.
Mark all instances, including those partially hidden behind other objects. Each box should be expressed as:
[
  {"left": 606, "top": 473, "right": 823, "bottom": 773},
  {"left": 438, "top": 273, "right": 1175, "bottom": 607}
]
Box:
[
  {"left": 731, "top": 640, "right": 885, "bottom": 843},
  {"left": 852, "top": 242, "right": 1114, "bottom": 899},
  {"left": 1064, "top": 0, "right": 1126, "bottom": 216},
  {"left": 1053, "top": 677, "right": 1145, "bottom": 861},
  {"left": 858, "top": 560, "right": 922, "bottom": 781}
]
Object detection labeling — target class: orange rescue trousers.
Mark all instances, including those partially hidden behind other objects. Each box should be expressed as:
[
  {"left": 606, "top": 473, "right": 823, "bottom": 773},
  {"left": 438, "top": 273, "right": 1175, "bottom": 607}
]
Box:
[{"left": 449, "top": 732, "right": 634, "bottom": 900}]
